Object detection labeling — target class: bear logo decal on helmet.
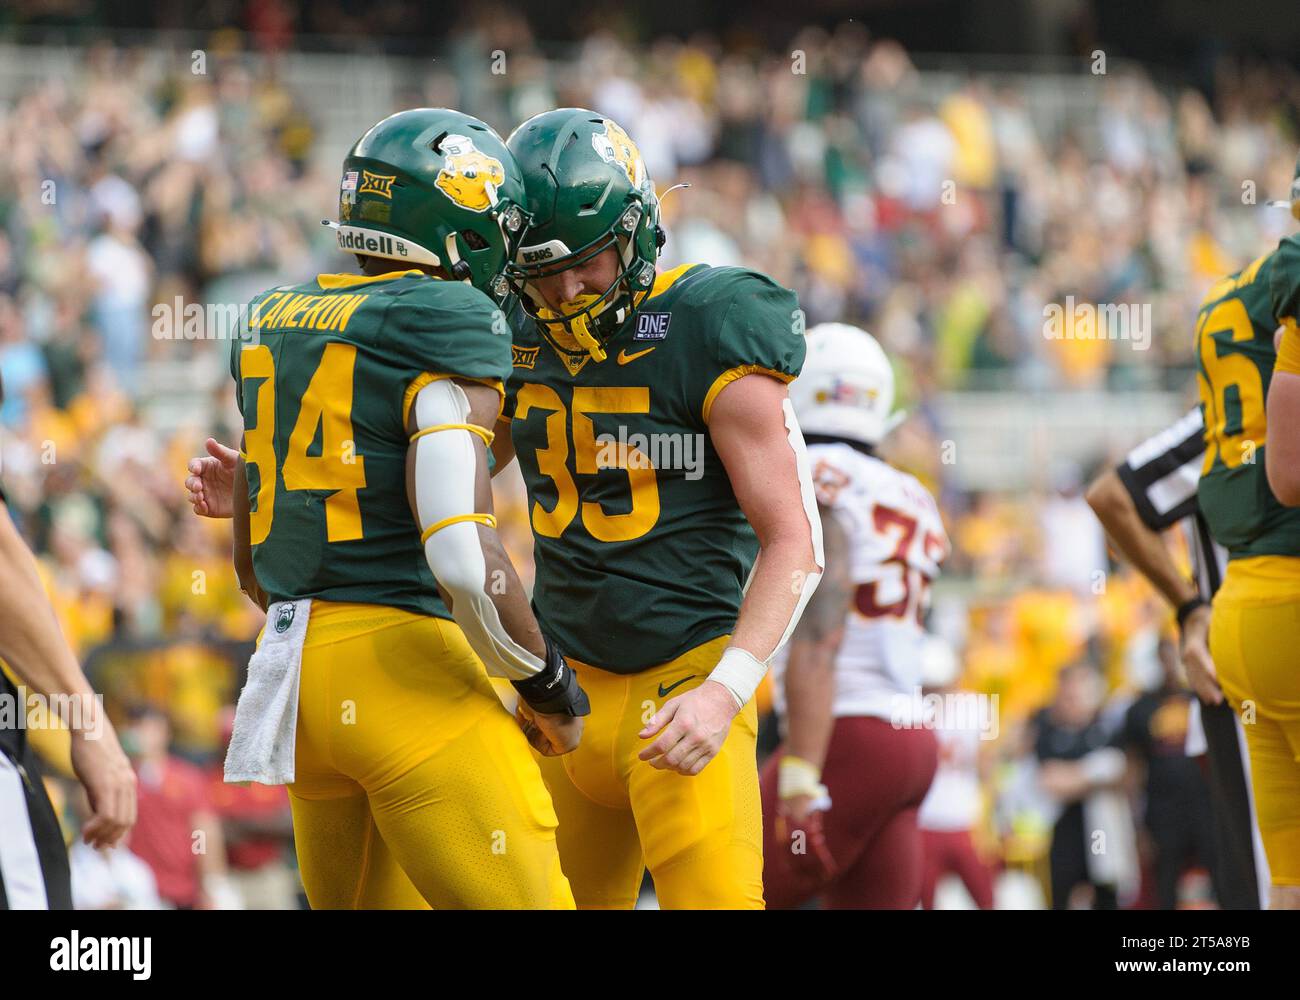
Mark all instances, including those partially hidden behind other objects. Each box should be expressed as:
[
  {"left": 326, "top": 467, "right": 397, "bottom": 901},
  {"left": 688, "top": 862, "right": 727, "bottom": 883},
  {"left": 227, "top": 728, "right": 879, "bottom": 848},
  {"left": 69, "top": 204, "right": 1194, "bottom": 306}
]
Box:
[
  {"left": 435, "top": 134, "right": 506, "bottom": 212},
  {"left": 591, "top": 119, "right": 646, "bottom": 188}
]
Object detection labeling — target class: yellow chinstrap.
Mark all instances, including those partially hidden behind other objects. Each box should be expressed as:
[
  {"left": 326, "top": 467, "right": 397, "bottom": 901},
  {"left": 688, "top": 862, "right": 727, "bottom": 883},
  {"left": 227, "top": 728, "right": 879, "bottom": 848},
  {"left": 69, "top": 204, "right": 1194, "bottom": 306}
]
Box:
[
  {"left": 533, "top": 263, "right": 699, "bottom": 363},
  {"left": 537, "top": 293, "right": 610, "bottom": 361}
]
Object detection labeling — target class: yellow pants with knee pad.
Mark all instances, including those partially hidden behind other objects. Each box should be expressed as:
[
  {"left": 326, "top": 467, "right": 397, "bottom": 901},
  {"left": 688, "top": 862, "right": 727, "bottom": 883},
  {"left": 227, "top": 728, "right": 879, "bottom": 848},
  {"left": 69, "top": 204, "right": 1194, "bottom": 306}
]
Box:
[
  {"left": 285, "top": 601, "right": 573, "bottom": 909},
  {"left": 1210, "top": 556, "right": 1300, "bottom": 887},
  {"left": 533, "top": 634, "right": 764, "bottom": 909}
]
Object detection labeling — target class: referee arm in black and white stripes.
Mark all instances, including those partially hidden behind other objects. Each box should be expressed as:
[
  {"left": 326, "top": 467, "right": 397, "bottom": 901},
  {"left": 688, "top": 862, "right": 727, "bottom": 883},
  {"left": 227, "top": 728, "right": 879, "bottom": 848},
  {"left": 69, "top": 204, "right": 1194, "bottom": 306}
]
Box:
[
  {"left": 1085, "top": 467, "right": 1202, "bottom": 610},
  {"left": 1085, "top": 408, "right": 1223, "bottom": 705}
]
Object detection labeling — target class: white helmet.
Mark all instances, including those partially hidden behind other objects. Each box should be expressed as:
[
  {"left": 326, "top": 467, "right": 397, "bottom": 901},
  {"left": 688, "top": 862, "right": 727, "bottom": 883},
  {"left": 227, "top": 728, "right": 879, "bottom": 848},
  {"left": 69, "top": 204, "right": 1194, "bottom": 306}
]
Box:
[{"left": 791, "top": 322, "right": 900, "bottom": 447}]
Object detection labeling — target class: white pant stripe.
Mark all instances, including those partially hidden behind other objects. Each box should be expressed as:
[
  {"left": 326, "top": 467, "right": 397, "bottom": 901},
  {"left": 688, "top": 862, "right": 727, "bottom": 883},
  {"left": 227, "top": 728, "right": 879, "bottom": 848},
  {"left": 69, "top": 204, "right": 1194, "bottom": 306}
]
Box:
[{"left": 0, "top": 752, "right": 50, "bottom": 909}]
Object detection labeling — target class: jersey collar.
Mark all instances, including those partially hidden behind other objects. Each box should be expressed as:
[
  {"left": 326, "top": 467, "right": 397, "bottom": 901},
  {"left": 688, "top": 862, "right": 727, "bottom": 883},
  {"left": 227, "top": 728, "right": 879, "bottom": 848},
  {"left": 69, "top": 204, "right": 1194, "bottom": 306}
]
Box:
[{"left": 316, "top": 270, "right": 425, "bottom": 289}]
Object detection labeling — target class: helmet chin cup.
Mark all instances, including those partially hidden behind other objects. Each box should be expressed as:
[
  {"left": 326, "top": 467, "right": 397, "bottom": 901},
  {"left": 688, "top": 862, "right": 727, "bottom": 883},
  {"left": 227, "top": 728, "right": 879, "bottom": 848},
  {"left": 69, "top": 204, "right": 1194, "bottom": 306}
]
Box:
[
  {"left": 537, "top": 293, "right": 611, "bottom": 362},
  {"left": 567, "top": 311, "right": 607, "bottom": 362}
]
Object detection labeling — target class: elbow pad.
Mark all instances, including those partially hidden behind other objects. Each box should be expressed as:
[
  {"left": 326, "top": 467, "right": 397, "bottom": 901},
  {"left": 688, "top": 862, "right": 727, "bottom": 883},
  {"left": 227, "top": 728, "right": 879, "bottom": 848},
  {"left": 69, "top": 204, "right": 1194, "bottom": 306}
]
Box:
[{"left": 410, "top": 378, "right": 544, "bottom": 681}]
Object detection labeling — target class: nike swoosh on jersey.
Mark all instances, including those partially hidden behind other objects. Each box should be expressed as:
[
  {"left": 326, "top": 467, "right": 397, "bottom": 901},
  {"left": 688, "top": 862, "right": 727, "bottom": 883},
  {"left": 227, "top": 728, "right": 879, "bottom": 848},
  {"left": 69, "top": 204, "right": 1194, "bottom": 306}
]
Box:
[{"left": 617, "top": 346, "right": 657, "bottom": 365}]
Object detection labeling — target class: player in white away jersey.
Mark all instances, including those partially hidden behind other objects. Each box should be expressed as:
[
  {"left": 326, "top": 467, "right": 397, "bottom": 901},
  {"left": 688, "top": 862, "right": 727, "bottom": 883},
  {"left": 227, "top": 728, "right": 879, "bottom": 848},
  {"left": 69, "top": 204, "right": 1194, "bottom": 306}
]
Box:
[
  {"left": 916, "top": 636, "right": 995, "bottom": 909},
  {"left": 761, "top": 322, "right": 948, "bottom": 909}
]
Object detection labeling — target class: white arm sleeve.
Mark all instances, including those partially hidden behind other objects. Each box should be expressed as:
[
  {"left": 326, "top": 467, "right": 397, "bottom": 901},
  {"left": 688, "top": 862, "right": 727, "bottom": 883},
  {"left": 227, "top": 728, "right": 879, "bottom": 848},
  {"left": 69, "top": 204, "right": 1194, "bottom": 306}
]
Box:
[{"left": 410, "top": 378, "right": 544, "bottom": 680}]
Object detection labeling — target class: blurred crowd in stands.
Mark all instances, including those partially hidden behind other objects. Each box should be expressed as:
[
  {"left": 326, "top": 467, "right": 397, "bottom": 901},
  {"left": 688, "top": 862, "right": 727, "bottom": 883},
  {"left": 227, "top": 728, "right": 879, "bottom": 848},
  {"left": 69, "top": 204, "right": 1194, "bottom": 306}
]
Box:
[{"left": 2, "top": 17, "right": 1297, "bottom": 907}]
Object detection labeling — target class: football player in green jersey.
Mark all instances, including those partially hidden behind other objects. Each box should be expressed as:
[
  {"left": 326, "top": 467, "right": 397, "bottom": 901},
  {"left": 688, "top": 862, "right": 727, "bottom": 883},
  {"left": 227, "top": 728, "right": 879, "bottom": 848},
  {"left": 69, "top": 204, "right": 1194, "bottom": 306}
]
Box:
[
  {"left": 189, "top": 109, "right": 588, "bottom": 909},
  {"left": 1266, "top": 159, "right": 1300, "bottom": 508},
  {"left": 489, "top": 110, "right": 824, "bottom": 908},
  {"left": 1252, "top": 154, "right": 1300, "bottom": 907},
  {"left": 1195, "top": 170, "right": 1300, "bottom": 906}
]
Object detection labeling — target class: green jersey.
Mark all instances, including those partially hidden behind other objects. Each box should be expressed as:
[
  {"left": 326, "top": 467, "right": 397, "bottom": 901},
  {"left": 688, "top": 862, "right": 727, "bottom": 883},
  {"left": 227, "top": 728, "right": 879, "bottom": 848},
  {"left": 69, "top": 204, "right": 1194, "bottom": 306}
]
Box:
[
  {"left": 503, "top": 263, "right": 804, "bottom": 672},
  {"left": 230, "top": 269, "right": 511, "bottom": 617},
  {"left": 1272, "top": 232, "right": 1300, "bottom": 351},
  {"left": 1196, "top": 248, "right": 1300, "bottom": 558}
]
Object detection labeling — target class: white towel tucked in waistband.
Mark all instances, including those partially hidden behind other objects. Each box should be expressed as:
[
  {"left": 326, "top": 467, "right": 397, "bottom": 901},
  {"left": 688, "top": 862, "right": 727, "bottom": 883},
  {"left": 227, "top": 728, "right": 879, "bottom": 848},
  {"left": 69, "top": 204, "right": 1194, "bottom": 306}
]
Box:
[{"left": 224, "top": 599, "right": 310, "bottom": 785}]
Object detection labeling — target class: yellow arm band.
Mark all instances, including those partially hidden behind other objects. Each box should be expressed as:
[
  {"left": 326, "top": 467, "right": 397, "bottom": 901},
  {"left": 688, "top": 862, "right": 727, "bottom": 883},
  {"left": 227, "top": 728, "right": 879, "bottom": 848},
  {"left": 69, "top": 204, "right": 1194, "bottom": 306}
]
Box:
[
  {"left": 1277, "top": 318, "right": 1300, "bottom": 377},
  {"left": 409, "top": 422, "right": 495, "bottom": 447},
  {"left": 419, "top": 512, "right": 497, "bottom": 545},
  {"left": 701, "top": 365, "right": 796, "bottom": 424}
]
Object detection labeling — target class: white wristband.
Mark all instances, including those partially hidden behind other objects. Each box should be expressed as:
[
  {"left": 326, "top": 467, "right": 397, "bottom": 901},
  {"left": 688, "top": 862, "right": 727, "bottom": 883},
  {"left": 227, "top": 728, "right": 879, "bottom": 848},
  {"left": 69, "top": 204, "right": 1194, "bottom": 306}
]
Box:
[
  {"left": 708, "top": 646, "right": 768, "bottom": 709},
  {"left": 778, "top": 755, "right": 831, "bottom": 808}
]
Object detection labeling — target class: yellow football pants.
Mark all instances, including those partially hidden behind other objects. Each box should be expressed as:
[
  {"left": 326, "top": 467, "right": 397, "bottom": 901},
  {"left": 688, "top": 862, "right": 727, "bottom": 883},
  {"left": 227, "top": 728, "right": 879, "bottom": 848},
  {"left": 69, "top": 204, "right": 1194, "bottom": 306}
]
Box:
[
  {"left": 1210, "top": 556, "right": 1300, "bottom": 887},
  {"left": 284, "top": 601, "right": 573, "bottom": 909},
  {"left": 534, "top": 634, "right": 764, "bottom": 909}
]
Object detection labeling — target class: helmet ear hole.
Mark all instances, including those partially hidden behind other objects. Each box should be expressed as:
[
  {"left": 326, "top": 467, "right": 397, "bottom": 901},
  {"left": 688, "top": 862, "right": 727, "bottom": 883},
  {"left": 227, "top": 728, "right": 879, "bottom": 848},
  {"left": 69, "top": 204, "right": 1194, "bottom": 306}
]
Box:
[
  {"left": 654, "top": 226, "right": 666, "bottom": 250},
  {"left": 460, "top": 229, "right": 490, "bottom": 251}
]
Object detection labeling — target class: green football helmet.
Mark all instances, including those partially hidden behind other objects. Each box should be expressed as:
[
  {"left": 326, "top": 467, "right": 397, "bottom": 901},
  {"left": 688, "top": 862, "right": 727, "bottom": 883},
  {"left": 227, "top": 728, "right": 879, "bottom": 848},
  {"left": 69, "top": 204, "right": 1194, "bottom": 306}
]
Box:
[
  {"left": 502, "top": 109, "right": 664, "bottom": 362},
  {"left": 325, "top": 108, "right": 528, "bottom": 298}
]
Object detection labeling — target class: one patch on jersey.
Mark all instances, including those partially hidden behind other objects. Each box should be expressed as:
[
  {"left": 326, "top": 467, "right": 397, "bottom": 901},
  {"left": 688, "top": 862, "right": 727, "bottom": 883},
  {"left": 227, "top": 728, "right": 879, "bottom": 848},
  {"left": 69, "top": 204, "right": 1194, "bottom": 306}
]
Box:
[
  {"left": 633, "top": 312, "right": 671, "bottom": 340},
  {"left": 512, "top": 345, "right": 540, "bottom": 369}
]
